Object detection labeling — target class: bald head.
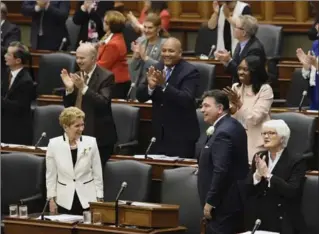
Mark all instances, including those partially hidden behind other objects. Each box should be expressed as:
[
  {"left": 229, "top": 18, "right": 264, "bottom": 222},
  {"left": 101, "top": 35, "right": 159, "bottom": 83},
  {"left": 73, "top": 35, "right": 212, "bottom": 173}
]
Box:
[
  {"left": 1, "top": 2, "right": 7, "bottom": 20},
  {"left": 76, "top": 42, "right": 97, "bottom": 73},
  {"left": 161, "top": 37, "right": 182, "bottom": 67}
]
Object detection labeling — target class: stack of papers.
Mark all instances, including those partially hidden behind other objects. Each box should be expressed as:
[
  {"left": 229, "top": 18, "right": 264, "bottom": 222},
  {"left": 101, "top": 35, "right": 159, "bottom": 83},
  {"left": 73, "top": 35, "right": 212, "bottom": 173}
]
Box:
[
  {"left": 133, "top": 155, "right": 179, "bottom": 161},
  {"left": 36, "top": 214, "right": 83, "bottom": 223},
  {"left": 241, "top": 231, "right": 279, "bottom": 234}
]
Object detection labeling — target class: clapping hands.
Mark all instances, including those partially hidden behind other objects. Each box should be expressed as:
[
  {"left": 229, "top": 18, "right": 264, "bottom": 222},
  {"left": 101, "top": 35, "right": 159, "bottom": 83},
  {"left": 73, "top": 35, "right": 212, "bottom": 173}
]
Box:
[
  {"left": 255, "top": 153, "right": 268, "bottom": 178},
  {"left": 223, "top": 86, "right": 242, "bottom": 109},
  {"left": 146, "top": 66, "right": 166, "bottom": 89},
  {"left": 296, "top": 48, "right": 317, "bottom": 70},
  {"left": 61, "top": 69, "right": 86, "bottom": 91}
]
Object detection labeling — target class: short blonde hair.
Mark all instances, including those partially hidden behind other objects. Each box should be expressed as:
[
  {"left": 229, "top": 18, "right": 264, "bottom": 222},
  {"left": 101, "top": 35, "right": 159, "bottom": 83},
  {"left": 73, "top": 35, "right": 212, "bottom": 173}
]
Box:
[
  {"left": 104, "top": 10, "right": 126, "bottom": 33},
  {"left": 59, "top": 107, "right": 85, "bottom": 127}
]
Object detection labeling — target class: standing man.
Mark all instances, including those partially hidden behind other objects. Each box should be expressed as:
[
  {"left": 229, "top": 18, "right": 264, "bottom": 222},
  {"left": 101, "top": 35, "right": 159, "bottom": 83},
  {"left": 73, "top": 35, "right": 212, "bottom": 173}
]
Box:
[
  {"left": 198, "top": 90, "right": 249, "bottom": 234},
  {"left": 2, "top": 42, "right": 34, "bottom": 145},
  {"left": 136, "top": 37, "right": 200, "bottom": 158},
  {"left": 21, "top": 0, "right": 70, "bottom": 51},
  {"left": 214, "top": 15, "right": 265, "bottom": 83},
  {"left": 61, "top": 42, "right": 117, "bottom": 166},
  {"left": 1, "top": 2, "right": 21, "bottom": 82}
]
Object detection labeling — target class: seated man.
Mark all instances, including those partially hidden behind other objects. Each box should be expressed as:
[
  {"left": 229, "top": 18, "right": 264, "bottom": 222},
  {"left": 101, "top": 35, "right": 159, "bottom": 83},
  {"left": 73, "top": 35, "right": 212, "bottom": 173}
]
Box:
[
  {"left": 1, "top": 41, "right": 34, "bottom": 145},
  {"left": 215, "top": 15, "right": 266, "bottom": 84}
]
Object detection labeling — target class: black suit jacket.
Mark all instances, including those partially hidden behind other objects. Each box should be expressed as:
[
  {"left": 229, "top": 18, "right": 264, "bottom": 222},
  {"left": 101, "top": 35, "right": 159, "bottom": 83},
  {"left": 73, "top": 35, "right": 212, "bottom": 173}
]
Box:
[
  {"left": 197, "top": 115, "right": 249, "bottom": 216},
  {"left": 21, "top": 1, "right": 70, "bottom": 50},
  {"left": 63, "top": 65, "right": 117, "bottom": 147},
  {"left": 1, "top": 20, "right": 21, "bottom": 81},
  {"left": 1, "top": 68, "right": 34, "bottom": 144},
  {"left": 136, "top": 59, "right": 200, "bottom": 157},
  {"left": 226, "top": 36, "right": 266, "bottom": 83},
  {"left": 245, "top": 150, "right": 307, "bottom": 234},
  {"left": 73, "top": 1, "right": 114, "bottom": 46}
]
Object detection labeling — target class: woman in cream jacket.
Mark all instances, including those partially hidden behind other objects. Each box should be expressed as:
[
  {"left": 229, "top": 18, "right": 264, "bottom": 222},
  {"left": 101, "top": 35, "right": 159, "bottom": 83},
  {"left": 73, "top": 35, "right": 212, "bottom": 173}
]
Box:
[
  {"left": 224, "top": 55, "right": 274, "bottom": 163},
  {"left": 46, "top": 107, "right": 103, "bottom": 215}
]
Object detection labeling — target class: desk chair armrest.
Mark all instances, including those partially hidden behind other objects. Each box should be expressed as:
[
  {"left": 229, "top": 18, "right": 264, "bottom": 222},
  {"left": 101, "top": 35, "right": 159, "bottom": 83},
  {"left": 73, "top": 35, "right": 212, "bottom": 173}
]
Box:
[
  {"left": 117, "top": 140, "right": 138, "bottom": 149},
  {"left": 115, "top": 140, "right": 138, "bottom": 155},
  {"left": 52, "top": 87, "right": 65, "bottom": 95},
  {"left": 272, "top": 99, "right": 286, "bottom": 107},
  {"left": 183, "top": 50, "right": 195, "bottom": 56},
  {"left": 303, "top": 152, "right": 314, "bottom": 159}
]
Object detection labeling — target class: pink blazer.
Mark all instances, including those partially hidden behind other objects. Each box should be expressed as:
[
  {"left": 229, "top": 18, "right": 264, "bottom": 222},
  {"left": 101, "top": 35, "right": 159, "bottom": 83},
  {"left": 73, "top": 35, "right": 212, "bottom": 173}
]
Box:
[{"left": 232, "top": 83, "right": 274, "bottom": 163}]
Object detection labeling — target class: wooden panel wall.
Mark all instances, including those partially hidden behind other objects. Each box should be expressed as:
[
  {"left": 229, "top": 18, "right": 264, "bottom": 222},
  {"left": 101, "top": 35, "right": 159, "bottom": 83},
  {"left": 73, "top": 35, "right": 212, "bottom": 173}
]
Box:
[{"left": 5, "top": 1, "right": 317, "bottom": 33}]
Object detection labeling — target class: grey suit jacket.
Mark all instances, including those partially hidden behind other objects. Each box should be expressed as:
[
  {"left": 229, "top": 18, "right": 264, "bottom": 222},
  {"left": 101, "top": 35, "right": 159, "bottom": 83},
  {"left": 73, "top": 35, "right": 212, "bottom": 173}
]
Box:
[{"left": 129, "top": 37, "right": 167, "bottom": 85}]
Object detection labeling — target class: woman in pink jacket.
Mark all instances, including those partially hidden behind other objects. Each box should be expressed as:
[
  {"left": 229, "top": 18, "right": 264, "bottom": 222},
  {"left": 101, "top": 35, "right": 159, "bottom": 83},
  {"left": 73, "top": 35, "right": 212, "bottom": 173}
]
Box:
[{"left": 224, "top": 55, "right": 274, "bottom": 163}]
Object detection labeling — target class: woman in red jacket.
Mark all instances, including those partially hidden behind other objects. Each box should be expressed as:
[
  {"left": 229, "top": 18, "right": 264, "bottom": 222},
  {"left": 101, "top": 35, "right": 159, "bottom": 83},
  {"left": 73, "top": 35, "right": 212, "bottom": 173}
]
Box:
[{"left": 97, "top": 10, "right": 130, "bottom": 99}]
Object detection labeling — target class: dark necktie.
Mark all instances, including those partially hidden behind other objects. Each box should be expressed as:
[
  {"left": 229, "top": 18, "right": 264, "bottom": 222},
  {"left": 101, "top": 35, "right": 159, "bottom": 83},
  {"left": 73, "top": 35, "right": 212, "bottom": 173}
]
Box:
[{"left": 7, "top": 72, "right": 13, "bottom": 89}]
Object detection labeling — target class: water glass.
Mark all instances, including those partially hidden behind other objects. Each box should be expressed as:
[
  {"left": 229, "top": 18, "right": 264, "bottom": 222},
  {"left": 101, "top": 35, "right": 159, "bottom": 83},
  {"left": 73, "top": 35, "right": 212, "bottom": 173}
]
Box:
[
  {"left": 92, "top": 212, "right": 102, "bottom": 225},
  {"left": 83, "top": 211, "right": 92, "bottom": 224},
  {"left": 19, "top": 205, "right": 28, "bottom": 218},
  {"left": 9, "top": 204, "right": 18, "bottom": 217}
]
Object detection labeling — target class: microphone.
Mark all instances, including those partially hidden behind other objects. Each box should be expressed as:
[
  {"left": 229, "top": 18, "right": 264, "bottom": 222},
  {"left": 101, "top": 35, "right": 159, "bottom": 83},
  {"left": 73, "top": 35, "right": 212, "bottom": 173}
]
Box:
[
  {"left": 40, "top": 199, "right": 50, "bottom": 221},
  {"left": 145, "top": 137, "right": 156, "bottom": 159},
  {"left": 115, "top": 182, "right": 128, "bottom": 227},
  {"left": 58, "top": 37, "right": 67, "bottom": 51},
  {"left": 251, "top": 219, "right": 261, "bottom": 234},
  {"left": 126, "top": 82, "right": 136, "bottom": 101},
  {"left": 207, "top": 45, "right": 216, "bottom": 59},
  {"left": 35, "top": 132, "right": 47, "bottom": 148},
  {"left": 298, "top": 90, "right": 308, "bottom": 112}
]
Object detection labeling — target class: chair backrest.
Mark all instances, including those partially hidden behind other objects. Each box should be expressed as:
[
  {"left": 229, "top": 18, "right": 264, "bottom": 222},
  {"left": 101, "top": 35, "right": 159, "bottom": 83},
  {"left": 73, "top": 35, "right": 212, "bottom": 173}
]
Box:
[
  {"left": 37, "top": 53, "right": 77, "bottom": 95},
  {"left": 111, "top": 103, "right": 140, "bottom": 145},
  {"left": 301, "top": 174, "right": 319, "bottom": 233},
  {"left": 1, "top": 153, "right": 45, "bottom": 215},
  {"left": 65, "top": 16, "right": 81, "bottom": 51},
  {"left": 194, "top": 24, "right": 217, "bottom": 56},
  {"left": 190, "top": 62, "right": 216, "bottom": 99},
  {"left": 32, "top": 105, "right": 65, "bottom": 147},
  {"left": 271, "top": 112, "right": 316, "bottom": 158},
  {"left": 161, "top": 167, "right": 202, "bottom": 234},
  {"left": 286, "top": 68, "right": 311, "bottom": 108},
  {"left": 122, "top": 23, "right": 140, "bottom": 53},
  {"left": 256, "top": 24, "right": 283, "bottom": 59},
  {"left": 103, "top": 160, "right": 152, "bottom": 202}
]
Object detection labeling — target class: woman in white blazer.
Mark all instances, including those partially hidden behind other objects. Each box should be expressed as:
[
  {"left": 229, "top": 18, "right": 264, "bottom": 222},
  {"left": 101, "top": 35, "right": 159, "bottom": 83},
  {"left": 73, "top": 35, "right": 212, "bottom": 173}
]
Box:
[{"left": 46, "top": 107, "right": 103, "bottom": 215}]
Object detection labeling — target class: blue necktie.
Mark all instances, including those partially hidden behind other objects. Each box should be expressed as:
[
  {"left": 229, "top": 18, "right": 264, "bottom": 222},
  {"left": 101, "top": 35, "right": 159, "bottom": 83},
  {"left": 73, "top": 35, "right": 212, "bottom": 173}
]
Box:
[{"left": 165, "top": 68, "right": 172, "bottom": 81}]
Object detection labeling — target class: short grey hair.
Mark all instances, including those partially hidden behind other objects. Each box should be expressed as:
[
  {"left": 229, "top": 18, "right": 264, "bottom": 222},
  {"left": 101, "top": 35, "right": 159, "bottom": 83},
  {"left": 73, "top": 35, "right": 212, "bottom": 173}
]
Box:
[
  {"left": 238, "top": 15, "right": 258, "bottom": 37},
  {"left": 262, "top": 119, "right": 291, "bottom": 148}
]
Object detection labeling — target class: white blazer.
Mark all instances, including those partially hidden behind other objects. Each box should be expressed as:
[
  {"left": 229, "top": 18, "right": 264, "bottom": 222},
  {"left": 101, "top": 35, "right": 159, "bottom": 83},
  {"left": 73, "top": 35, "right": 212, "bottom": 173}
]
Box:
[{"left": 46, "top": 134, "right": 103, "bottom": 210}]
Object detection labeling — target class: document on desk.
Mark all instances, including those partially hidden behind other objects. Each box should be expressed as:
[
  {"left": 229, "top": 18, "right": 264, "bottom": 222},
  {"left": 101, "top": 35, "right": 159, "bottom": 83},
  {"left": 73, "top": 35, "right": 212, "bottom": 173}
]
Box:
[
  {"left": 1, "top": 143, "right": 47, "bottom": 151},
  {"left": 36, "top": 214, "right": 83, "bottom": 222},
  {"left": 133, "top": 155, "right": 179, "bottom": 161},
  {"left": 131, "top": 202, "right": 161, "bottom": 208},
  {"left": 241, "top": 231, "right": 279, "bottom": 234}
]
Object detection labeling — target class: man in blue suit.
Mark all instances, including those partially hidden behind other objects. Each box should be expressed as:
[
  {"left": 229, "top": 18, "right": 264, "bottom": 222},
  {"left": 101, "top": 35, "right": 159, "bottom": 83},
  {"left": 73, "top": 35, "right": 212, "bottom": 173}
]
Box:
[
  {"left": 136, "top": 37, "right": 200, "bottom": 158},
  {"left": 197, "top": 90, "right": 249, "bottom": 234},
  {"left": 21, "top": 0, "right": 70, "bottom": 51}
]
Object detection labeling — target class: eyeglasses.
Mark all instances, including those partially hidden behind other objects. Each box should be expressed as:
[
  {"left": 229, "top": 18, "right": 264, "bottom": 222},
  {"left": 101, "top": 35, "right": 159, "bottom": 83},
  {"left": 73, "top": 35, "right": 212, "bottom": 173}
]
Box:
[{"left": 261, "top": 131, "right": 277, "bottom": 136}]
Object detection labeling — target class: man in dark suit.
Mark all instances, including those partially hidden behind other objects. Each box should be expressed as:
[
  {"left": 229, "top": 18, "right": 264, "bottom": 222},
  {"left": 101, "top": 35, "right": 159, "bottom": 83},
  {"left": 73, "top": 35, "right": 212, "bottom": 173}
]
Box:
[
  {"left": 1, "top": 42, "right": 34, "bottom": 145},
  {"left": 215, "top": 15, "right": 266, "bottom": 83},
  {"left": 73, "top": 0, "right": 114, "bottom": 46},
  {"left": 197, "top": 90, "right": 249, "bottom": 234},
  {"left": 1, "top": 2, "right": 21, "bottom": 82},
  {"left": 62, "top": 42, "right": 117, "bottom": 166},
  {"left": 136, "top": 37, "right": 200, "bottom": 158},
  {"left": 21, "top": 0, "right": 70, "bottom": 51}
]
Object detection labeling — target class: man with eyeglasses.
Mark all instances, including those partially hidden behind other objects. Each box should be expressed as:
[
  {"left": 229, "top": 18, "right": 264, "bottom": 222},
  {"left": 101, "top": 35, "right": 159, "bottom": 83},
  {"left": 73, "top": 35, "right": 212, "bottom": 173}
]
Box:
[{"left": 214, "top": 15, "right": 266, "bottom": 84}]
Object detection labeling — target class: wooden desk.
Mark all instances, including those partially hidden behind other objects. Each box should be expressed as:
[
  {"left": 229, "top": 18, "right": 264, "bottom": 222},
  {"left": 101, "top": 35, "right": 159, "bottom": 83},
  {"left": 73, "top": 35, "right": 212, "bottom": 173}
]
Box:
[
  {"left": 76, "top": 224, "right": 186, "bottom": 234},
  {"left": 0, "top": 146, "right": 196, "bottom": 181},
  {"left": 3, "top": 217, "right": 74, "bottom": 234}
]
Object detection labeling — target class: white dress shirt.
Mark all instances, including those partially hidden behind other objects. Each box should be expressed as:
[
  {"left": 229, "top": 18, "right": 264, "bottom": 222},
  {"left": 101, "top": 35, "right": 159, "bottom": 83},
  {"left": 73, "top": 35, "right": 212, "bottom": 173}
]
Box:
[{"left": 9, "top": 68, "right": 23, "bottom": 87}]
